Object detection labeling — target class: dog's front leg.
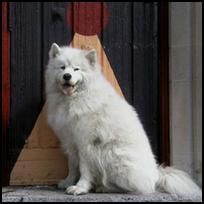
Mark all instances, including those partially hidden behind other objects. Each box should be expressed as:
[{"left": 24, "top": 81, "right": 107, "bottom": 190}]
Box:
[
  {"left": 66, "top": 157, "right": 92, "bottom": 195},
  {"left": 58, "top": 151, "right": 80, "bottom": 189}
]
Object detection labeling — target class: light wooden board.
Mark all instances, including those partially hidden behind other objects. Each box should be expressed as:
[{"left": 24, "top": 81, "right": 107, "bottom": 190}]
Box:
[{"left": 10, "top": 155, "right": 68, "bottom": 185}]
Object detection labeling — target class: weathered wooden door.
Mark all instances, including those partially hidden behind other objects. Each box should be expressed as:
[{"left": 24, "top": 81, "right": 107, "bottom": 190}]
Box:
[{"left": 3, "top": 2, "right": 168, "bottom": 185}]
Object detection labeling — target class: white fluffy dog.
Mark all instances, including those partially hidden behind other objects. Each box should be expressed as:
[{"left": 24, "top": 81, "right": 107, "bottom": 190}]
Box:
[{"left": 45, "top": 43, "right": 201, "bottom": 196}]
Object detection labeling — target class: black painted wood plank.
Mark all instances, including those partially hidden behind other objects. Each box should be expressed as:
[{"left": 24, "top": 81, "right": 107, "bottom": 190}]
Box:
[
  {"left": 99, "top": 2, "right": 133, "bottom": 104},
  {"left": 9, "top": 2, "right": 43, "bottom": 169},
  {"left": 132, "top": 3, "right": 159, "bottom": 157}
]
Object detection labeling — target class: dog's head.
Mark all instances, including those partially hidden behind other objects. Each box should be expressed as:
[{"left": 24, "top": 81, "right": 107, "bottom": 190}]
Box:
[{"left": 45, "top": 43, "right": 98, "bottom": 96}]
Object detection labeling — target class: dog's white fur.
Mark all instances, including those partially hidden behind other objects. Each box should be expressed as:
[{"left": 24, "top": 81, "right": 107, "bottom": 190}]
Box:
[{"left": 45, "top": 43, "right": 201, "bottom": 196}]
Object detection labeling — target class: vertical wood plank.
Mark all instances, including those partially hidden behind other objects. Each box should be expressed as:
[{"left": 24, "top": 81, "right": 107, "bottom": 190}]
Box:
[
  {"left": 159, "top": 2, "right": 170, "bottom": 165},
  {"left": 99, "top": 3, "right": 133, "bottom": 103},
  {"left": 9, "top": 2, "right": 43, "bottom": 172},
  {"left": 2, "top": 2, "right": 10, "bottom": 186},
  {"left": 131, "top": 3, "right": 159, "bottom": 157}
]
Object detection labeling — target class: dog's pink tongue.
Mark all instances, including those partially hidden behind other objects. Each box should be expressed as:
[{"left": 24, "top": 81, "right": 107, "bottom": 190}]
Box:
[{"left": 62, "top": 86, "right": 73, "bottom": 95}]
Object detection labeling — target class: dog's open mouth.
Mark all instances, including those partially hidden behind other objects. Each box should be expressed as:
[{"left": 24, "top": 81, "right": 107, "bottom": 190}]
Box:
[{"left": 61, "top": 83, "right": 77, "bottom": 96}]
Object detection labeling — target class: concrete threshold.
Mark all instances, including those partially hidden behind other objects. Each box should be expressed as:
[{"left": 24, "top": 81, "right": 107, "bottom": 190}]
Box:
[{"left": 2, "top": 186, "right": 202, "bottom": 202}]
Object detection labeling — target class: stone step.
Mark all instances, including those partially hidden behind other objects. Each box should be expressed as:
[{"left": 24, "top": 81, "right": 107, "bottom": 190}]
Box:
[{"left": 2, "top": 186, "right": 202, "bottom": 202}]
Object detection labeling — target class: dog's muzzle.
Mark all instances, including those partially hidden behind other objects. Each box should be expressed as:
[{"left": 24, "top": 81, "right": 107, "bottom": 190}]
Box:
[{"left": 61, "top": 77, "right": 78, "bottom": 96}]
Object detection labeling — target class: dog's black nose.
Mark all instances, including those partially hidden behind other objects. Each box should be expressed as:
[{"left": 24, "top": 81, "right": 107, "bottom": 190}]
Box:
[{"left": 63, "top": 73, "right": 72, "bottom": 81}]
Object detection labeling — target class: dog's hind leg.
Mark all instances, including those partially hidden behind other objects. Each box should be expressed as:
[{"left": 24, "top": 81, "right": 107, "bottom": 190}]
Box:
[{"left": 108, "top": 164, "right": 158, "bottom": 195}]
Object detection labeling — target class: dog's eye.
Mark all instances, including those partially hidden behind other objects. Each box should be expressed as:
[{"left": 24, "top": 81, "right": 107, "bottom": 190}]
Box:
[
  {"left": 60, "top": 66, "right": 65, "bottom": 70},
  {"left": 74, "top": 68, "right": 80, "bottom": 71}
]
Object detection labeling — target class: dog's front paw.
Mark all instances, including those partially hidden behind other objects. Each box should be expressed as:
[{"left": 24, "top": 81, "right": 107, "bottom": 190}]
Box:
[{"left": 66, "top": 185, "right": 88, "bottom": 195}]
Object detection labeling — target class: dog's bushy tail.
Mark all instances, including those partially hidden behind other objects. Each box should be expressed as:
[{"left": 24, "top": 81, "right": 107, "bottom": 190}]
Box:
[{"left": 156, "top": 166, "right": 202, "bottom": 197}]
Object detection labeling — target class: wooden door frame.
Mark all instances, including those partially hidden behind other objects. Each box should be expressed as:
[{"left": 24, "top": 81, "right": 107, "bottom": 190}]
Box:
[{"left": 2, "top": 2, "right": 170, "bottom": 186}]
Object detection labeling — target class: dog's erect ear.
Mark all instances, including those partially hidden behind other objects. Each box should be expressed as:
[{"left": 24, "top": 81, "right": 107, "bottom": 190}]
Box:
[
  {"left": 49, "top": 43, "right": 61, "bottom": 59},
  {"left": 85, "top": 49, "right": 97, "bottom": 66}
]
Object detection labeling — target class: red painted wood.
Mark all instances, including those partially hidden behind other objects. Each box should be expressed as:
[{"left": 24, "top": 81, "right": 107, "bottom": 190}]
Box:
[
  {"left": 2, "top": 2, "right": 10, "bottom": 186},
  {"left": 67, "top": 2, "right": 109, "bottom": 36}
]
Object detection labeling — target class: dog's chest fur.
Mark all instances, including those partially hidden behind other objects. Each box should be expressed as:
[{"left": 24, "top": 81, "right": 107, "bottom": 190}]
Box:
[{"left": 47, "top": 93, "right": 105, "bottom": 153}]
